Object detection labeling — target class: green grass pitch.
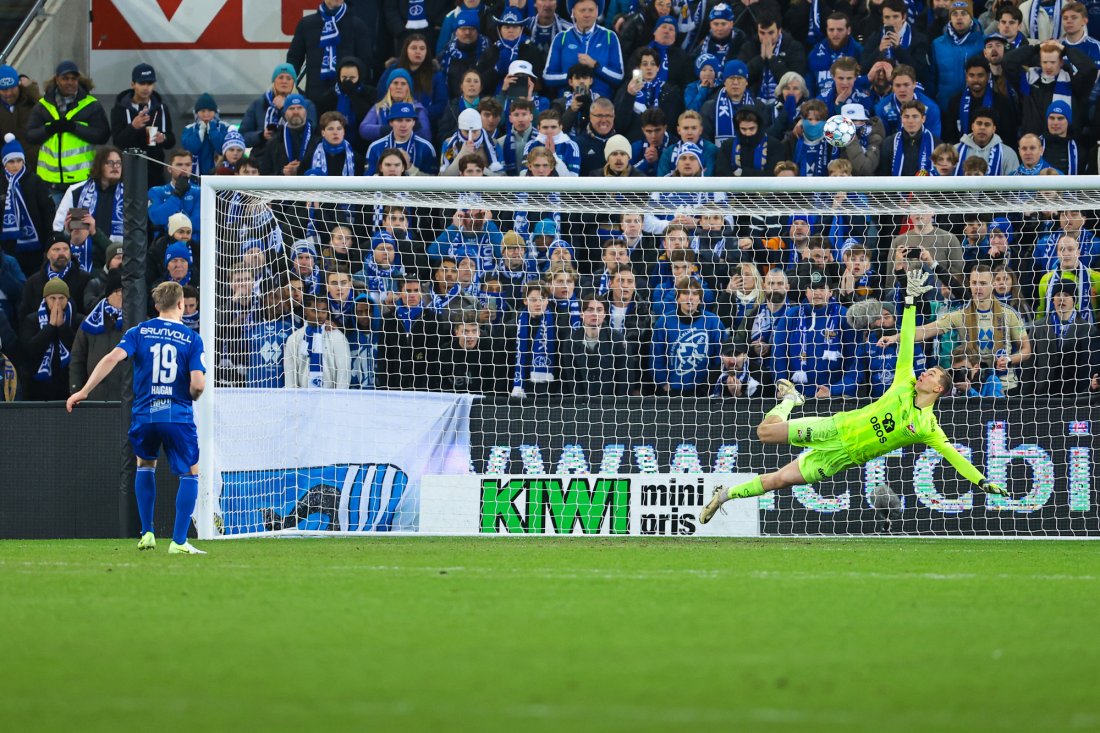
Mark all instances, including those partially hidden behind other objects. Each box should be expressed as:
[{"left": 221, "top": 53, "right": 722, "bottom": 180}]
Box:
[{"left": 2, "top": 537, "right": 1098, "bottom": 732}]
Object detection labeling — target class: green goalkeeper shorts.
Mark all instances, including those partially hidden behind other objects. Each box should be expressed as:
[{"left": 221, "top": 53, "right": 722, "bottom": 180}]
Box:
[{"left": 787, "top": 416, "right": 857, "bottom": 484}]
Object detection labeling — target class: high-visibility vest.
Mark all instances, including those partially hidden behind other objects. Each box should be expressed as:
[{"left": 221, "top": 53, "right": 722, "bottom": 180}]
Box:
[{"left": 36, "top": 95, "right": 98, "bottom": 185}]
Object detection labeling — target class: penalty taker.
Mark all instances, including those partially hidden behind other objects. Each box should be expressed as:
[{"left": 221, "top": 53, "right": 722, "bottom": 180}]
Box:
[{"left": 699, "top": 270, "right": 1008, "bottom": 524}]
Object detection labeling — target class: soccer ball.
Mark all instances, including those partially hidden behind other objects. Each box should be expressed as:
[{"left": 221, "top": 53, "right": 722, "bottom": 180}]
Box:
[{"left": 823, "top": 115, "right": 857, "bottom": 148}]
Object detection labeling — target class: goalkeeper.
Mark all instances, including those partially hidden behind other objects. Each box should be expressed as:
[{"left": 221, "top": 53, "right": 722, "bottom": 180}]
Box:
[{"left": 700, "top": 270, "right": 1008, "bottom": 523}]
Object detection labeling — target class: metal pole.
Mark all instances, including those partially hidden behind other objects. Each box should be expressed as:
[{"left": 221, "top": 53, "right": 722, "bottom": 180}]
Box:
[{"left": 118, "top": 149, "right": 148, "bottom": 538}]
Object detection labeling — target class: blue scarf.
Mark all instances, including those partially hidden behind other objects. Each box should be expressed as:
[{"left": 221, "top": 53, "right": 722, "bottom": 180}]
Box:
[
  {"left": 35, "top": 298, "right": 72, "bottom": 380},
  {"left": 494, "top": 37, "right": 523, "bottom": 80},
  {"left": 429, "top": 282, "right": 463, "bottom": 311},
  {"left": 555, "top": 295, "right": 582, "bottom": 329},
  {"left": 1030, "top": 0, "right": 1062, "bottom": 38},
  {"left": 795, "top": 301, "right": 841, "bottom": 368},
  {"left": 513, "top": 310, "right": 555, "bottom": 388},
  {"left": 648, "top": 40, "right": 673, "bottom": 83},
  {"left": 395, "top": 303, "right": 424, "bottom": 333},
  {"left": 1021, "top": 67, "right": 1073, "bottom": 106},
  {"left": 955, "top": 140, "right": 1003, "bottom": 175},
  {"left": 891, "top": 128, "right": 935, "bottom": 176},
  {"left": 759, "top": 33, "right": 783, "bottom": 99},
  {"left": 284, "top": 122, "right": 313, "bottom": 163},
  {"left": 731, "top": 135, "right": 767, "bottom": 173},
  {"left": 328, "top": 293, "right": 355, "bottom": 328},
  {"left": 334, "top": 83, "right": 361, "bottom": 145},
  {"left": 47, "top": 261, "right": 71, "bottom": 281},
  {"left": 305, "top": 324, "right": 325, "bottom": 388},
  {"left": 1047, "top": 265, "right": 1094, "bottom": 322},
  {"left": 1050, "top": 308, "right": 1077, "bottom": 339},
  {"left": 714, "top": 90, "right": 754, "bottom": 141},
  {"left": 634, "top": 77, "right": 665, "bottom": 113},
  {"left": 361, "top": 256, "right": 405, "bottom": 299},
  {"left": 1013, "top": 158, "right": 1050, "bottom": 175},
  {"left": 959, "top": 84, "right": 993, "bottom": 136},
  {"left": 310, "top": 138, "right": 355, "bottom": 175},
  {"left": 795, "top": 137, "right": 832, "bottom": 177},
  {"left": 1042, "top": 135, "right": 1078, "bottom": 175},
  {"left": 729, "top": 292, "right": 759, "bottom": 331},
  {"left": 2, "top": 167, "right": 38, "bottom": 251},
  {"left": 81, "top": 298, "right": 122, "bottom": 334},
  {"left": 945, "top": 21, "right": 974, "bottom": 46},
  {"left": 698, "top": 34, "right": 735, "bottom": 64},
  {"left": 263, "top": 90, "right": 283, "bottom": 128},
  {"left": 406, "top": 0, "right": 428, "bottom": 29},
  {"left": 76, "top": 180, "right": 124, "bottom": 239},
  {"left": 442, "top": 129, "right": 503, "bottom": 171},
  {"left": 441, "top": 36, "right": 489, "bottom": 74},
  {"left": 182, "top": 309, "right": 199, "bottom": 331},
  {"left": 317, "top": 2, "right": 347, "bottom": 81},
  {"left": 808, "top": 0, "right": 823, "bottom": 45},
  {"left": 69, "top": 239, "right": 94, "bottom": 272},
  {"left": 884, "top": 23, "right": 913, "bottom": 61}
]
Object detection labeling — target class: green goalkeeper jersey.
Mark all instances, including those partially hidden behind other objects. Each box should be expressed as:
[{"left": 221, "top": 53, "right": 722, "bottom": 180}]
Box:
[{"left": 831, "top": 304, "right": 986, "bottom": 486}]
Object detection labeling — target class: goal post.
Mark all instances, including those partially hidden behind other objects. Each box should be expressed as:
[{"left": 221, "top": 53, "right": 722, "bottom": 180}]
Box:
[{"left": 198, "top": 174, "right": 1100, "bottom": 539}]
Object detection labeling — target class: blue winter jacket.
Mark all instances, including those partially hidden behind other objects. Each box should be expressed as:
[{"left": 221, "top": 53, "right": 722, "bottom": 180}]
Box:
[
  {"left": 930, "top": 21, "right": 985, "bottom": 111},
  {"left": 542, "top": 25, "right": 625, "bottom": 98}
]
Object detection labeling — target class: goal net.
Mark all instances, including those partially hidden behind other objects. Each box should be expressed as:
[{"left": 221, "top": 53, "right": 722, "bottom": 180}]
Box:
[{"left": 198, "top": 175, "right": 1099, "bottom": 539}]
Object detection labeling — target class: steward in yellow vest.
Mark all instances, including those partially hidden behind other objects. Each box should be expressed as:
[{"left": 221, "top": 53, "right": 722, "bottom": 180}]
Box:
[{"left": 25, "top": 60, "right": 110, "bottom": 190}]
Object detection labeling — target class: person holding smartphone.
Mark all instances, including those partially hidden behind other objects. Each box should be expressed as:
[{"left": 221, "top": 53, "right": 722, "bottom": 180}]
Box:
[
  {"left": 477, "top": 7, "right": 545, "bottom": 95},
  {"left": 860, "top": 0, "right": 933, "bottom": 85},
  {"left": 109, "top": 63, "right": 175, "bottom": 191}
]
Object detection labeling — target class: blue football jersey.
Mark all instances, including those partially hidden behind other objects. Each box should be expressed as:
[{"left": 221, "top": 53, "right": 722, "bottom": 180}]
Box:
[
  {"left": 246, "top": 317, "right": 295, "bottom": 388},
  {"left": 118, "top": 317, "right": 206, "bottom": 424}
]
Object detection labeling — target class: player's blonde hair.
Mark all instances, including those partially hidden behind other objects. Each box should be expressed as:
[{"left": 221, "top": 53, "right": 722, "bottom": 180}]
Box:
[{"left": 152, "top": 281, "right": 184, "bottom": 313}]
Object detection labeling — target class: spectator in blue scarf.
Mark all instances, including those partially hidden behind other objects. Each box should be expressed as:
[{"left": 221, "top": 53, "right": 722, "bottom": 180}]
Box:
[
  {"left": 315, "top": 57, "right": 375, "bottom": 154},
  {"left": 0, "top": 132, "right": 52, "bottom": 276},
  {"left": 180, "top": 93, "right": 228, "bottom": 174}
]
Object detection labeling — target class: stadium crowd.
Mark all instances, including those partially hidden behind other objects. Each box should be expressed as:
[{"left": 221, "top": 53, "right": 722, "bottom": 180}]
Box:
[{"left": 2, "top": 0, "right": 1100, "bottom": 402}]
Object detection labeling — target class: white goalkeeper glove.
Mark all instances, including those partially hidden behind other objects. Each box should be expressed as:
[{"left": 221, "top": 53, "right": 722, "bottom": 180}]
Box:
[
  {"left": 979, "top": 480, "right": 1008, "bottom": 496},
  {"left": 510, "top": 386, "right": 526, "bottom": 399},
  {"left": 905, "top": 268, "right": 934, "bottom": 300}
]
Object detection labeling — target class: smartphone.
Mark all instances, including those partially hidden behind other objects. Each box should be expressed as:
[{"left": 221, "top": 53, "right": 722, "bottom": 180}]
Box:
[
  {"left": 632, "top": 68, "right": 643, "bottom": 83},
  {"left": 505, "top": 81, "right": 527, "bottom": 99},
  {"left": 69, "top": 207, "right": 89, "bottom": 229}
]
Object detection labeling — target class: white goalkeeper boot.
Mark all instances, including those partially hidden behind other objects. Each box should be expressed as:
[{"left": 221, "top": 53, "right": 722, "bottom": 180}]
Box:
[
  {"left": 698, "top": 486, "right": 728, "bottom": 525},
  {"left": 774, "top": 379, "right": 806, "bottom": 407}
]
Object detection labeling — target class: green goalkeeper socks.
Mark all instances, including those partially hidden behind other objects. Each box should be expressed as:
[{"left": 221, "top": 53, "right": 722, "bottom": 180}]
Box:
[
  {"left": 726, "top": 476, "right": 765, "bottom": 500},
  {"left": 765, "top": 399, "right": 796, "bottom": 422}
]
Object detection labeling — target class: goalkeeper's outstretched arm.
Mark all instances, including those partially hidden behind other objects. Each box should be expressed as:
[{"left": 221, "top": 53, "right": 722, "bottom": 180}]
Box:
[
  {"left": 927, "top": 430, "right": 1008, "bottom": 495},
  {"left": 880, "top": 270, "right": 943, "bottom": 352}
]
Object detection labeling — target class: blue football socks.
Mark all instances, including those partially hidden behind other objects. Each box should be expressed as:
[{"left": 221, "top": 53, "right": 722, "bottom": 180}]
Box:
[{"left": 174, "top": 475, "right": 199, "bottom": 545}]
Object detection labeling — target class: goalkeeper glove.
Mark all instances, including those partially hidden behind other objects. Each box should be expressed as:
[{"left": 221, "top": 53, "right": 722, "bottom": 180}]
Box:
[
  {"left": 979, "top": 480, "right": 1008, "bottom": 496},
  {"left": 510, "top": 386, "right": 526, "bottom": 399},
  {"left": 905, "top": 269, "right": 934, "bottom": 300}
]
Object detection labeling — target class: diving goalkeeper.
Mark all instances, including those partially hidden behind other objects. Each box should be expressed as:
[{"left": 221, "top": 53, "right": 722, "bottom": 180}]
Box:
[{"left": 699, "top": 270, "right": 1008, "bottom": 524}]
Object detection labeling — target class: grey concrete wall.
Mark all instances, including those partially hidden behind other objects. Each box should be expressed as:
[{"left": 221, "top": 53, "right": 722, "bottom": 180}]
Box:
[{"left": 7, "top": 0, "right": 88, "bottom": 86}]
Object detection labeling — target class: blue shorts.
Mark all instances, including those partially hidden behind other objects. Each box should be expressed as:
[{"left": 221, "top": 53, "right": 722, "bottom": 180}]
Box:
[{"left": 129, "top": 421, "right": 199, "bottom": 476}]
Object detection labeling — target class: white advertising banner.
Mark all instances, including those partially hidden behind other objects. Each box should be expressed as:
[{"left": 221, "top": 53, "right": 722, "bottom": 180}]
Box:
[
  {"left": 211, "top": 389, "right": 473, "bottom": 536},
  {"left": 420, "top": 474, "right": 760, "bottom": 537}
]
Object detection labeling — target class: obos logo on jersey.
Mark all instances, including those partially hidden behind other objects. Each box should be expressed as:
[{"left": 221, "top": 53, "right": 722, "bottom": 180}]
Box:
[{"left": 220, "top": 463, "right": 410, "bottom": 534}]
